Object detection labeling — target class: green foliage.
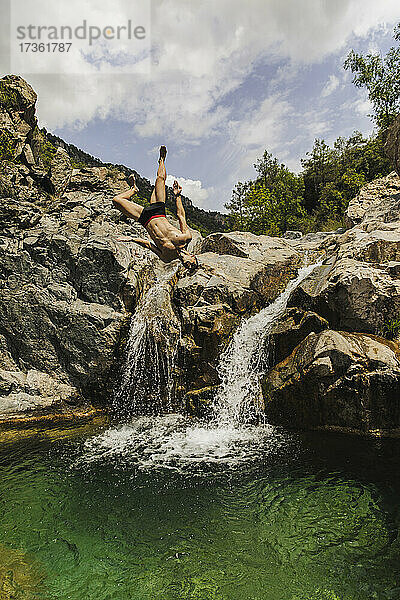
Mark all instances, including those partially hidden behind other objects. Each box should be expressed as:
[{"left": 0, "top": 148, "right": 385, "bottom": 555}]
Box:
[
  {"left": 226, "top": 153, "right": 305, "bottom": 235},
  {"left": 225, "top": 181, "right": 251, "bottom": 230},
  {"left": 226, "top": 25, "right": 399, "bottom": 237},
  {"left": 344, "top": 23, "right": 400, "bottom": 128},
  {"left": 0, "top": 130, "right": 18, "bottom": 161},
  {"left": 318, "top": 182, "right": 346, "bottom": 219},
  {"left": 225, "top": 128, "right": 391, "bottom": 235},
  {"left": 35, "top": 128, "right": 57, "bottom": 171},
  {"left": 0, "top": 81, "right": 21, "bottom": 112},
  {"left": 381, "top": 315, "right": 400, "bottom": 340}
]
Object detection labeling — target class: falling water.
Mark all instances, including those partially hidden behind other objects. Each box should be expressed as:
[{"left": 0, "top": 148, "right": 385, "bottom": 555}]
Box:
[
  {"left": 112, "top": 265, "right": 180, "bottom": 418},
  {"left": 82, "top": 259, "right": 321, "bottom": 470},
  {"left": 213, "top": 261, "right": 321, "bottom": 426}
]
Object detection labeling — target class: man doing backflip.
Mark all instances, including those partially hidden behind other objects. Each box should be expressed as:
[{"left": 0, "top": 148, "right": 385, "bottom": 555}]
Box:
[{"left": 112, "top": 146, "right": 198, "bottom": 270}]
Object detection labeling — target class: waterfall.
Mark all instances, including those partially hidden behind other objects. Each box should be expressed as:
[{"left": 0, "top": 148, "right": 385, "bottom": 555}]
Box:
[
  {"left": 82, "top": 260, "right": 321, "bottom": 470},
  {"left": 112, "top": 265, "right": 180, "bottom": 419},
  {"left": 213, "top": 261, "right": 321, "bottom": 427}
]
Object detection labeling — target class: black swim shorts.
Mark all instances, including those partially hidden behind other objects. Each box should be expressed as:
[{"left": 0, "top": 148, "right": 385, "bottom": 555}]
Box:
[{"left": 138, "top": 202, "right": 166, "bottom": 227}]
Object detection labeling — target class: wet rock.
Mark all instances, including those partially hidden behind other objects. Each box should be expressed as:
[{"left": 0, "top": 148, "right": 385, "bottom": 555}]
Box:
[
  {"left": 184, "top": 385, "right": 217, "bottom": 417},
  {"left": 263, "top": 330, "right": 400, "bottom": 434},
  {"left": 177, "top": 302, "right": 239, "bottom": 391},
  {"left": 173, "top": 238, "right": 302, "bottom": 397},
  {"left": 0, "top": 543, "right": 44, "bottom": 599}
]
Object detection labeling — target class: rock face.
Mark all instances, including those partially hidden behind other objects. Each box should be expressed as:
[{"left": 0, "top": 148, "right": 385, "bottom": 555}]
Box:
[
  {"left": 263, "top": 330, "right": 400, "bottom": 434},
  {"left": 264, "top": 171, "right": 400, "bottom": 434},
  {"left": 290, "top": 174, "right": 400, "bottom": 335},
  {"left": 173, "top": 232, "right": 304, "bottom": 394},
  {"left": 0, "top": 182, "right": 158, "bottom": 420},
  {"left": 0, "top": 76, "right": 164, "bottom": 421}
]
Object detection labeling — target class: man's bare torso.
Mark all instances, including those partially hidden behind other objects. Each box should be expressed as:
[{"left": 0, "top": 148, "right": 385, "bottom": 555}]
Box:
[{"left": 146, "top": 216, "right": 187, "bottom": 262}]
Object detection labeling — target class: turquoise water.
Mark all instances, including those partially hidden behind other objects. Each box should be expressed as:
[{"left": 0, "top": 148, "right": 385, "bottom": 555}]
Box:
[{"left": 1, "top": 417, "right": 400, "bottom": 600}]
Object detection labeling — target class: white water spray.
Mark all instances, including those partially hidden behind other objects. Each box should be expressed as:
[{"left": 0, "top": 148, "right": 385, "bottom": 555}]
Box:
[{"left": 81, "top": 260, "right": 320, "bottom": 470}]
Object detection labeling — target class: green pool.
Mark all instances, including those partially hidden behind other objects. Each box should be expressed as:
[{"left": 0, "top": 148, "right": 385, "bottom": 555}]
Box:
[{"left": 0, "top": 415, "right": 399, "bottom": 600}]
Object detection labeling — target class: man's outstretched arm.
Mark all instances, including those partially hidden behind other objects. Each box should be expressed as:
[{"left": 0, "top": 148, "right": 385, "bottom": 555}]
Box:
[{"left": 117, "top": 236, "right": 162, "bottom": 258}]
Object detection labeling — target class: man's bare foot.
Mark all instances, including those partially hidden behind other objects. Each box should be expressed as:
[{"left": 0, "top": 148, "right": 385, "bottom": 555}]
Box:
[
  {"left": 159, "top": 145, "right": 167, "bottom": 162},
  {"left": 173, "top": 179, "right": 182, "bottom": 196},
  {"left": 126, "top": 174, "right": 139, "bottom": 194}
]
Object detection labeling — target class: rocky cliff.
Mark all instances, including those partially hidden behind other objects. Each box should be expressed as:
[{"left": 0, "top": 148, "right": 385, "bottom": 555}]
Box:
[{"left": 1, "top": 74, "right": 400, "bottom": 436}]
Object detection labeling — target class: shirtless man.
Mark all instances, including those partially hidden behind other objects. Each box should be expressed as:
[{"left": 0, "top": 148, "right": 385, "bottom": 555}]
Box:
[{"left": 112, "top": 146, "right": 198, "bottom": 270}]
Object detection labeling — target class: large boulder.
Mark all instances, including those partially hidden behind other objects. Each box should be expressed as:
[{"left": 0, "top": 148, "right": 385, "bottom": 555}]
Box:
[
  {"left": 173, "top": 236, "right": 304, "bottom": 393},
  {"left": 345, "top": 171, "right": 400, "bottom": 228},
  {"left": 263, "top": 330, "right": 400, "bottom": 434},
  {"left": 288, "top": 257, "right": 400, "bottom": 334},
  {"left": 268, "top": 307, "right": 329, "bottom": 365},
  {"left": 50, "top": 147, "right": 72, "bottom": 196},
  {"left": 289, "top": 173, "right": 400, "bottom": 335}
]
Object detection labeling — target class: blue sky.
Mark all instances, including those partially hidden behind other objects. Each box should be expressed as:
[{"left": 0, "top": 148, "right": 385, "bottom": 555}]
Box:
[{"left": 4, "top": 0, "right": 399, "bottom": 212}]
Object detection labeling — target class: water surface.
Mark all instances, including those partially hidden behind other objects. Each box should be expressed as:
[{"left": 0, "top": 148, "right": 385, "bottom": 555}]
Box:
[{"left": 0, "top": 417, "right": 399, "bottom": 600}]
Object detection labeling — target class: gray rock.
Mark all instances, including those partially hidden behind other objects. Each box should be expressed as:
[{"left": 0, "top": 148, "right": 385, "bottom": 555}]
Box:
[
  {"left": 50, "top": 147, "right": 72, "bottom": 196},
  {"left": 173, "top": 239, "right": 302, "bottom": 396},
  {"left": 0, "top": 163, "right": 158, "bottom": 419},
  {"left": 268, "top": 307, "right": 329, "bottom": 366},
  {"left": 283, "top": 230, "right": 302, "bottom": 239},
  {"left": 345, "top": 171, "right": 400, "bottom": 228},
  {"left": 288, "top": 257, "right": 400, "bottom": 334},
  {"left": 263, "top": 330, "right": 400, "bottom": 434}
]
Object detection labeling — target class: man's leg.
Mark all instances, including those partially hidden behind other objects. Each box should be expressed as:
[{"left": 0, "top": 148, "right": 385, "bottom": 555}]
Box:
[
  {"left": 153, "top": 145, "right": 167, "bottom": 203},
  {"left": 112, "top": 177, "right": 142, "bottom": 220}
]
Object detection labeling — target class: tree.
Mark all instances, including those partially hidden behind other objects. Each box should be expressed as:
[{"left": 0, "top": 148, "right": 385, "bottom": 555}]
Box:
[
  {"left": 301, "top": 139, "right": 334, "bottom": 211},
  {"left": 318, "top": 183, "right": 345, "bottom": 219},
  {"left": 344, "top": 23, "right": 400, "bottom": 128},
  {"left": 225, "top": 181, "right": 251, "bottom": 230},
  {"left": 254, "top": 151, "right": 282, "bottom": 191}
]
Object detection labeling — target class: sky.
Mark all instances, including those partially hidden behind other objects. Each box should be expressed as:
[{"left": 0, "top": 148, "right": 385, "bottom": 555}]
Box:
[{"left": 1, "top": 0, "right": 399, "bottom": 212}]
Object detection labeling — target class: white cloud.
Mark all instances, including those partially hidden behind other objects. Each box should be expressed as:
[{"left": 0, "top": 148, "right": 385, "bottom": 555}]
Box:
[
  {"left": 17, "top": 0, "right": 398, "bottom": 139},
  {"left": 233, "top": 95, "right": 292, "bottom": 150},
  {"left": 354, "top": 97, "right": 373, "bottom": 117},
  {"left": 321, "top": 75, "right": 340, "bottom": 97},
  {"left": 166, "top": 175, "right": 211, "bottom": 209}
]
